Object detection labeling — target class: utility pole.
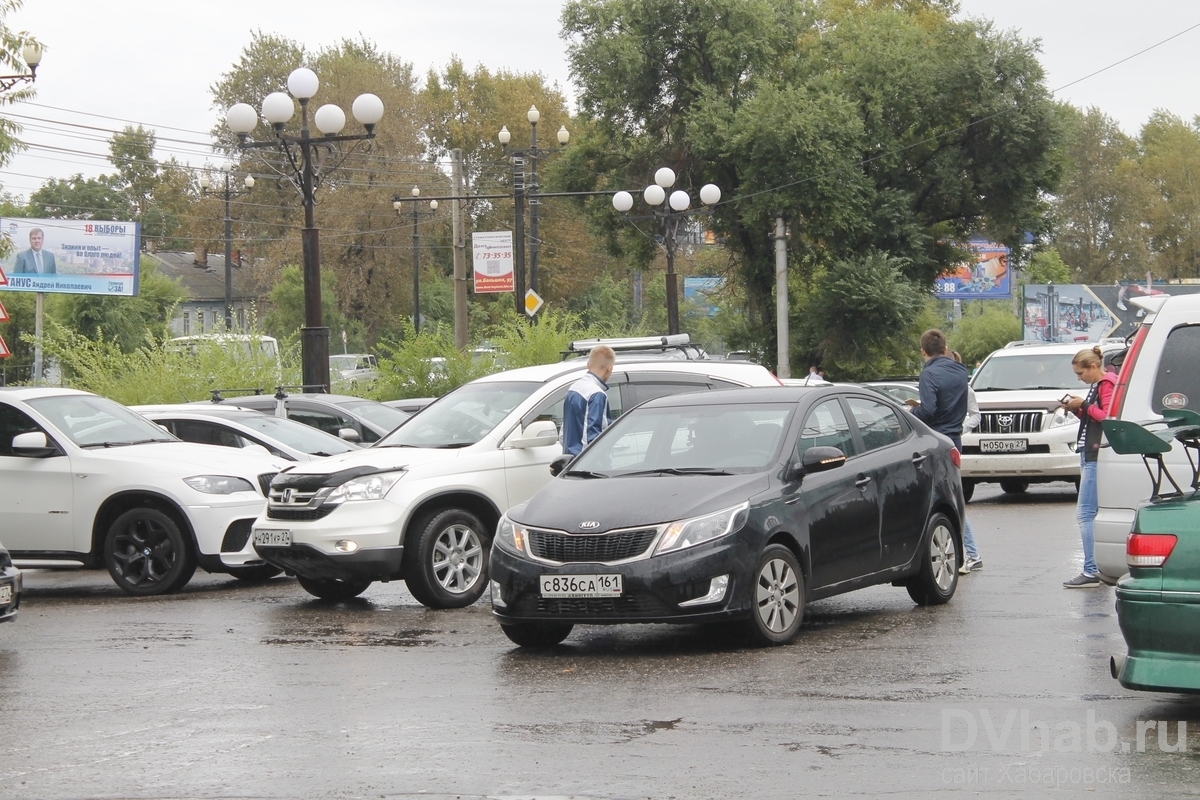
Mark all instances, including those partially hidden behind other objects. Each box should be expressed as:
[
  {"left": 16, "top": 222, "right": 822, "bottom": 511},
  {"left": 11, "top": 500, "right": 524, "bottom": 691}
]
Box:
[
  {"left": 774, "top": 214, "right": 790, "bottom": 379},
  {"left": 451, "top": 149, "right": 468, "bottom": 350},
  {"left": 511, "top": 155, "right": 527, "bottom": 316}
]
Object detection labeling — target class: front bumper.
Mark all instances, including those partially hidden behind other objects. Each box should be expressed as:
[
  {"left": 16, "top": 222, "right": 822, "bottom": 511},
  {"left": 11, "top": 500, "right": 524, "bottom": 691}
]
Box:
[
  {"left": 185, "top": 495, "right": 270, "bottom": 568},
  {"left": 0, "top": 566, "right": 22, "bottom": 623},
  {"left": 490, "top": 537, "right": 753, "bottom": 625},
  {"left": 960, "top": 428, "right": 1079, "bottom": 481},
  {"left": 1114, "top": 580, "right": 1200, "bottom": 694},
  {"left": 254, "top": 542, "right": 404, "bottom": 582}
]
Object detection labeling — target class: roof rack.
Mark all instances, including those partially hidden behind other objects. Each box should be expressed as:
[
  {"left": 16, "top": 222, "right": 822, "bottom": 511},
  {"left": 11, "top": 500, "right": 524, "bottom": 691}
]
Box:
[{"left": 562, "top": 334, "right": 704, "bottom": 360}]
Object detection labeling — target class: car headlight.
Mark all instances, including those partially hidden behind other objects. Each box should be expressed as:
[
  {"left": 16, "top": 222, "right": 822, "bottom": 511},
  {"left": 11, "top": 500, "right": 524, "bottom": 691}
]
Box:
[
  {"left": 1046, "top": 410, "right": 1076, "bottom": 429},
  {"left": 655, "top": 502, "right": 750, "bottom": 556},
  {"left": 184, "top": 475, "right": 257, "bottom": 495},
  {"left": 324, "top": 471, "right": 404, "bottom": 504},
  {"left": 494, "top": 515, "right": 529, "bottom": 557}
]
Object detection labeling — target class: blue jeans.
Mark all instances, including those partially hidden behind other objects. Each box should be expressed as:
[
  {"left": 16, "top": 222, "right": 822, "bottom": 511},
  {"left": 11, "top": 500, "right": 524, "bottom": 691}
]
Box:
[
  {"left": 1077, "top": 457, "right": 1099, "bottom": 576},
  {"left": 950, "top": 435, "right": 980, "bottom": 560}
]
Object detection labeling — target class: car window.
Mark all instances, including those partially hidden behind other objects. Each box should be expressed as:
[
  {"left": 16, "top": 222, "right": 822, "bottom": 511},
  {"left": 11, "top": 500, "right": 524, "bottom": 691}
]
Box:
[
  {"left": 172, "top": 419, "right": 245, "bottom": 449},
  {"left": 1151, "top": 325, "right": 1200, "bottom": 415},
  {"left": 0, "top": 403, "right": 47, "bottom": 457},
  {"left": 846, "top": 397, "right": 908, "bottom": 452},
  {"left": 376, "top": 381, "right": 540, "bottom": 449},
  {"left": 234, "top": 415, "right": 358, "bottom": 456},
  {"left": 797, "top": 399, "right": 857, "bottom": 459},
  {"left": 627, "top": 379, "right": 707, "bottom": 406},
  {"left": 339, "top": 400, "right": 408, "bottom": 435},
  {"left": 524, "top": 381, "right": 624, "bottom": 436},
  {"left": 27, "top": 395, "right": 175, "bottom": 448},
  {"left": 288, "top": 407, "right": 356, "bottom": 438}
]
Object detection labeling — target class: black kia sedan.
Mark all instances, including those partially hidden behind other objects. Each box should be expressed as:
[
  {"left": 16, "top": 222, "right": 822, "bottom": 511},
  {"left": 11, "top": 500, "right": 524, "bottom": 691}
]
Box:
[
  {"left": 0, "top": 540, "right": 21, "bottom": 624},
  {"left": 490, "top": 386, "right": 964, "bottom": 647}
]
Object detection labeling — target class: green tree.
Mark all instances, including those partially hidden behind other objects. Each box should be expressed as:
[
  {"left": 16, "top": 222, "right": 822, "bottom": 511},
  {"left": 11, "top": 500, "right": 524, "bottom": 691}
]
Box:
[
  {"left": 28, "top": 173, "right": 131, "bottom": 219},
  {"left": 263, "top": 264, "right": 348, "bottom": 344},
  {"left": 1140, "top": 111, "right": 1200, "bottom": 280},
  {"left": 53, "top": 260, "right": 186, "bottom": 353},
  {"left": 0, "top": 0, "right": 43, "bottom": 204},
  {"left": 949, "top": 305, "right": 1021, "bottom": 365},
  {"left": 1023, "top": 247, "right": 1072, "bottom": 285}
]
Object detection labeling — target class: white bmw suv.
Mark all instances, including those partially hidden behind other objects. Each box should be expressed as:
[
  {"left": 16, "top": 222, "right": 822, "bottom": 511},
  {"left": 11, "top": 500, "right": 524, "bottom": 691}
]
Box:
[
  {"left": 0, "top": 388, "right": 284, "bottom": 595},
  {"left": 250, "top": 357, "right": 781, "bottom": 607}
]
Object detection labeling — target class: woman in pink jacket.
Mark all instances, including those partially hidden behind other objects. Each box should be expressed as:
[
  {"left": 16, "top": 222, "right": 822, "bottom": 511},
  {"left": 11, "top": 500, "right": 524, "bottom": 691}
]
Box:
[{"left": 1060, "top": 346, "right": 1117, "bottom": 588}]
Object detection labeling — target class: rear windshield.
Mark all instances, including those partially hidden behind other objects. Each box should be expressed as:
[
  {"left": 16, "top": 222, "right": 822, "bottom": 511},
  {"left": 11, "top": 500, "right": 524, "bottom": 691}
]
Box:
[
  {"left": 1151, "top": 325, "right": 1200, "bottom": 415},
  {"left": 972, "top": 352, "right": 1087, "bottom": 392}
]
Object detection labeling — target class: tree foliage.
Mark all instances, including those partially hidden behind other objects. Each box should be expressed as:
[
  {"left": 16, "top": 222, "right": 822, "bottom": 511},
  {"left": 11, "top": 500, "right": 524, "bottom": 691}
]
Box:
[{"left": 949, "top": 305, "right": 1022, "bottom": 366}]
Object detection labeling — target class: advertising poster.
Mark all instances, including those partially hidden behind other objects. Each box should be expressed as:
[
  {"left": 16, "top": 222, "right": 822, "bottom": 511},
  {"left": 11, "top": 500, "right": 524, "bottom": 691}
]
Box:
[
  {"left": 935, "top": 239, "right": 1011, "bottom": 299},
  {"left": 683, "top": 276, "right": 724, "bottom": 317},
  {"left": 1023, "top": 282, "right": 1200, "bottom": 343},
  {"left": 471, "top": 231, "right": 515, "bottom": 294},
  {"left": 0, "top": 218, "right": 140, "bottom": 296}
]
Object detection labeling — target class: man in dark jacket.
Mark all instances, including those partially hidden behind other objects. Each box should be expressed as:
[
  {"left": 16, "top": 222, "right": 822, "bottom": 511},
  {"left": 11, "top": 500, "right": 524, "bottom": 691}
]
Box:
[
  {"left": 910, "top": 329, "right": 981, "bottom": 573},
  {"left": 911, "top": 329, "right": 969, "bottom": 441}
]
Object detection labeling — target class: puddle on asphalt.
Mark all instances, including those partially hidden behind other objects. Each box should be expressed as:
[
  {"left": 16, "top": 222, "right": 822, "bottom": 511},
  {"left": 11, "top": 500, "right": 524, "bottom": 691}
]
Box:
[{"left": 261, "top": 627, "right": 437, "bottom": 647}]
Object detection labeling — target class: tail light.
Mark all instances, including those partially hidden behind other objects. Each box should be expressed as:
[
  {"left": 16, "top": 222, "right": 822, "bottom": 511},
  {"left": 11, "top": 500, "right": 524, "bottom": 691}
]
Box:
[
  {"left": 1109, "top": 326, "right": 1148, "bottom": 418},
  {"left": 1126, "top": 533, "right": 1177, "bottom": 567},
  {"left": 950, "top": 448, "right": 961, "bottom": 469}
]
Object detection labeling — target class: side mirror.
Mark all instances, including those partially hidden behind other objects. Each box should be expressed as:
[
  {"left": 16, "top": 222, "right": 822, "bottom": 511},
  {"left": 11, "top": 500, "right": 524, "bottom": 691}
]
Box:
[
  {"left": 549, "top": 453, "right": 573, "bottom": 477},
  {"left": 789, "top": 446, "right": 846, "bottom": 479},
  {"left": 337, "top": 427, "right": 361, "bottom": 443},
  {"left": 12, "top": 431, "right": 59, "bottom": 458},
  {"left": 505, "top": 419, "right": 560, "bottom": 450}
]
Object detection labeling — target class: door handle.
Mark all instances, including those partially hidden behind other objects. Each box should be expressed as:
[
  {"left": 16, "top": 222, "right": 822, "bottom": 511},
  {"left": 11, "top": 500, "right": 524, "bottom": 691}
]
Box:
[
  {"left": 855, "top": 475, "right": 872, "bottom": 488},
  {"left": 911, "top": 453, "right": 928, "bottom": 465}
]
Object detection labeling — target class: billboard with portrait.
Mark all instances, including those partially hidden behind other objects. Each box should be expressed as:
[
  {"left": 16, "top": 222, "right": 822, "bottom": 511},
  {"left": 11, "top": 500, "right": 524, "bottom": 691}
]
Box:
[
  {"left": 0, "top": 218, "right": 140, "bottom": 296},
  {"left": 934, "top": 239, "right": 1011, "bottom": 299},
  {"left": 1023, "top": 282, "right": 1200, "bottom": 343}
]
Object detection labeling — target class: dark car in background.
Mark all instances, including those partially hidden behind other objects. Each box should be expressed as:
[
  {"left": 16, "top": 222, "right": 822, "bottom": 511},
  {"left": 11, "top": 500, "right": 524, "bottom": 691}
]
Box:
[
  {"left": 490, "top": 386, "right": 965, "bottom": 647},
  {"left": 0, "top": 541, "right": 20, "bottom": 623},
  {"left": 207, "top": 392, "right": 410, "bottom": 444},
  {"left": 134, "top": 405, "right": 361, "bottom": 462}
]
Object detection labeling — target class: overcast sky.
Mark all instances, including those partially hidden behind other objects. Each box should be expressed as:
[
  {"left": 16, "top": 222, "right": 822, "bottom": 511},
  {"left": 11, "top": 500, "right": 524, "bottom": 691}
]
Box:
[{"left": 3, "top": 0, "right": 1199, "bottom": 197}]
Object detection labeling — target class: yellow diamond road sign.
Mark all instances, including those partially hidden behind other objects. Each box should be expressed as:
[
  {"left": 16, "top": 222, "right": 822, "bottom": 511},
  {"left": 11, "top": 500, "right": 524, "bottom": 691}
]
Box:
[{"left": 524, "top": 289, "right": 544, "bottom": 317}]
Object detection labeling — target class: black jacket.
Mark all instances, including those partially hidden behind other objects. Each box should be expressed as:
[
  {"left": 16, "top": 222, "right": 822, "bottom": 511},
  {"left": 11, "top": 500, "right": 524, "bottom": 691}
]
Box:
[{"left": 911, "top": 356, "right": 969, "bottom": 439}]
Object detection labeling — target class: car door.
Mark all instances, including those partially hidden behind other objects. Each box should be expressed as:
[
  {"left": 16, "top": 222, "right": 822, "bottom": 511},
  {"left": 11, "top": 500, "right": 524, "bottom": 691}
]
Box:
[
  {"left": 503, "top": 375, "right": 626, "bottom": 507},
  {"left": 0, "top": 401, "right": 74, "bottom": 553},
  {"left": 845, "top": 395, "right": 929, "bottom": 571},
  {"left": 787, "top": 398, "right": 880, "bottom": 589}
]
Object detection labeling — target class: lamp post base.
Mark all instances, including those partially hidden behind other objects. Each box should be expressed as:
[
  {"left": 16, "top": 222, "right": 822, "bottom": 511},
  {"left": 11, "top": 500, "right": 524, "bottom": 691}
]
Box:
[{"left": 300, "top": 326, "right": 331, "bottom": 392}]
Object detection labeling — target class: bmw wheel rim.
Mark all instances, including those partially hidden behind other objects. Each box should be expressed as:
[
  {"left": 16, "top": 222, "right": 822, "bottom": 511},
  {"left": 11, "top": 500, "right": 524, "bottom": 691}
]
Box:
[
  {"left": 756, "top": 558, "right": 800, "bottom": 633},
  {"left": 432, "top": 524, "right": 484, "bottom": 594},
  {"left": 111, "top": 518, "right": 176, "bottom": 587},
  {"left": 930, "top": 522, "right": 956, "bottom": 592}
]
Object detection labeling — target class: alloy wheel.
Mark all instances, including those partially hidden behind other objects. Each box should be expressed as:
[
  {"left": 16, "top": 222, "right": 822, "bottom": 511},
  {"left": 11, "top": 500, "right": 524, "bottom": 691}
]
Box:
[
  {"left": 431, "top": 523, "right": 484, "bottom": 594},
  {"left": 929, "top": 522, "right": 956, "bottom": 592},
  {"left": 110, "top": 517, "right": 177, "bottom": 588},
  {"left": 756, "top": 557, "right": 801, "bottom": 633}
]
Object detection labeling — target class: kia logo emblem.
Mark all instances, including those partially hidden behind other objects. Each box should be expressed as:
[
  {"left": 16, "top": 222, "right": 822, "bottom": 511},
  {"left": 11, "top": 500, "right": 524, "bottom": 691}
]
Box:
[{"left": 578, "top": 521, "right": 601, "bottom": 530}]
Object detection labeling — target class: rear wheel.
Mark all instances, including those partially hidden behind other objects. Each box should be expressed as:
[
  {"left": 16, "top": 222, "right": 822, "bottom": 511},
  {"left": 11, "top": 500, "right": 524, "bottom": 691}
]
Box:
[
  {"left": 296, "top": 575, "right": 372, "bottom": 600},
  {"left": 404, "top": 508, "right": 490, "bottom": 609},
  {"left": 745, "top": 544, "right": 805, "bottom": 646},
  {"left": 961, "top": 479, "right": 976, "bottom": 503},
  {"left": 999, "top": 479, "right": 1029, "bottom": 494},
  {"left": 104, "top": 508, "right": 196, "bottom": 596},
  {"left": 906, "top": 512, "right": 959, "bottom": 605},
  {"left": 499, "top": 622, "right": 574, "bottom": 648}
]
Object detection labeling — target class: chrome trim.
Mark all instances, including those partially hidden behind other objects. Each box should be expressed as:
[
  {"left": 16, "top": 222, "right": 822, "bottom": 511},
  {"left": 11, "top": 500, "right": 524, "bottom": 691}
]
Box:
[
  {"left": 522, "top": 523, "right": 665, "bottom": 566},
  {"left": 679, "top": 575, "right": 729, "bottom": 607}
]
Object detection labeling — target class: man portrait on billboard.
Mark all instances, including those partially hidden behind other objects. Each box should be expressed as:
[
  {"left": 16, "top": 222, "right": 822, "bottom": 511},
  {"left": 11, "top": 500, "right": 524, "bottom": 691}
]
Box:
[{"left": 12, "top": 228, "right": 57, "bottom": 274}]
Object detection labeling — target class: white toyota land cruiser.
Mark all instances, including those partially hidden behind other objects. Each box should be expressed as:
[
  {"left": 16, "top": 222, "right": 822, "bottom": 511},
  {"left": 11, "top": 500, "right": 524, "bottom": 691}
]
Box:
[
  {"left": 961, "top": 341, "right": 1120, "bottom": 501},
  {"left": 250, "top": 355, "right": 781, "bottom": 607}
]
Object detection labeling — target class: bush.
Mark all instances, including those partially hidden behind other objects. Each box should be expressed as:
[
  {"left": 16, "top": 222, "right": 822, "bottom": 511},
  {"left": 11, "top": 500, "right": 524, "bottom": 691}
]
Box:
[{"left": 950, "top": 306, "right": 1022, "bottom": 366}]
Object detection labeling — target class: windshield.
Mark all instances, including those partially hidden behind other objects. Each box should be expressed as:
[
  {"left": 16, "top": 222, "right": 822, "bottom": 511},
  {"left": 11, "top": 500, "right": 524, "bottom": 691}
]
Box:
[
  {"left": 29, "top": 395, "right": 177, "bottom": 448},
  {"left": 972, "top": 353, "right": 1088, "bottom": 391},
  {"left": 235, "top": 415, "right": 359, "bottom": 455},
  {"left": 376, "top": 381, "right": 539, "bottom": 448},
  {"left": 570, "top": 403, "right": 795, "bottom": 476},
  {"left": 339, "top": 400, "right": 409, "bottom": 432}
]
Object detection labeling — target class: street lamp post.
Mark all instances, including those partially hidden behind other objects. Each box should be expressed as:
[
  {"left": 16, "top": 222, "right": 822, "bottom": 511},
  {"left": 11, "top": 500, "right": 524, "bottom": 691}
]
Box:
[
  {"left": 498, "top": 106, "right": 569, "bottom": 314},
  {"left": 199, "top": 163, "right": 255, "bottom": 330},
  {"left": 393, "top": 187, "right": 438, "bottom": 333},
  {"left": 225, "top": 68, "right": 384, "bottom": 391},
  {"left": 0, "top": 42, "right": 42, "bottom": 92},
  {"left": 612, "top": 168, "right": 721, "bottom": 335}
]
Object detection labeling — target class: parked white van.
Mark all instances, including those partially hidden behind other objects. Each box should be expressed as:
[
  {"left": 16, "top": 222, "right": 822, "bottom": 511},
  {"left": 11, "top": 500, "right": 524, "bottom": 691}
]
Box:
[{"left": 1095, "top": 293, "right": 1200, "bottom": 581}]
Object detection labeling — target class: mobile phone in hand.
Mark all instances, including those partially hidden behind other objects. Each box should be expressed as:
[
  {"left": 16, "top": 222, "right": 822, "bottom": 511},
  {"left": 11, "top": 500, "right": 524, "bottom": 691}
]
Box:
[{"left": 1060, "top": 394, "right": 1073, "bottom": 406}]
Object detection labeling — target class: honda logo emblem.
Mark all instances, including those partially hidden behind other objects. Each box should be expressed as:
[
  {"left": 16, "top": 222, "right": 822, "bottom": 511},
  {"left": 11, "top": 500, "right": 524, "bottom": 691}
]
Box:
[
  {"left": 578, "top": 521, "right": 601, "bottom": 530},
  {"left": 281, "top": 488, "right": 295, "bottom": 503}
]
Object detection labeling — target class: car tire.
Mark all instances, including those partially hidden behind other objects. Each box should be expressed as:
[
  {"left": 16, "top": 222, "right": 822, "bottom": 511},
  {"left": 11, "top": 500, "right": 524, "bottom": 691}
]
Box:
[
  {"left": 404, "top": 508, "right": 490, "bottom": 609},
  {"left": 745, "top": 544, "right": 805, "bottom": 646},
  {"left": 906, "top": 512, "right": 959, "bottom": 605},
  {"left": 104, "top": 508, "right": 196, "bottom": 596},
  {"left": 961, "top": 479, "right": 976, "bottom": 503},
  {"left": 999, "top": 479, "right": 1029, "bottom": 494},
  {"left": 228, "top": 565, "right": 283, "bottom": 582},
  {"left": 499, "top": 622, "right": 574, "bottom": 648},
  {"left": 296, "top": 575, "right": 372, "bottom": 600}
]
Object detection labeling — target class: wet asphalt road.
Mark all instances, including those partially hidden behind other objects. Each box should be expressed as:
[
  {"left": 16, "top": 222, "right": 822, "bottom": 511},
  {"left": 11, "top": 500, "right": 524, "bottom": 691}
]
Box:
[{"left": 2, "top": 483, "right": 1199, "bottom": 799}]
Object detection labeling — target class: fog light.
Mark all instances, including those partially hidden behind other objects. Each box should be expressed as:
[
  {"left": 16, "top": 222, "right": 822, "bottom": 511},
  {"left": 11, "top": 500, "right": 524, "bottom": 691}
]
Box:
[
  {"left": 679, "top": 574, "right": 729, "bottom": 607},
  {"left": 490, "top": 580, "right": 506, "bottom": 607},
  {"left": 333, "top": 540, "right": 359, "bottom": 553}
]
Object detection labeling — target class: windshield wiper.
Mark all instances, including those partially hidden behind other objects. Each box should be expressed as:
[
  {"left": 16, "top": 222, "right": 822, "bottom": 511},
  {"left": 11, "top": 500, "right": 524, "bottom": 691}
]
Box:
[
  {"left": 81, "top": 438, "right": 173, "bottom": 448},
  {"left": 619, "top": 467, "right": 735, "bottom": 477},
  {"left": 1021, "top": 385, "right": 1069, "bottom": 390},
  {"left": 973, "top": 387, "right": 1013, "bottom": 392},
  {"left": 564, "top": 469, "right": 608, "bottom": 479}
]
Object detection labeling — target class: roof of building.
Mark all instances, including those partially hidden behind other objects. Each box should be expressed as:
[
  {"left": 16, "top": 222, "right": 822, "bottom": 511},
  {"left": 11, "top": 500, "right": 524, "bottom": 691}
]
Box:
[{"left": 148, "top": 250, "right": 257, "bottom": 302}]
